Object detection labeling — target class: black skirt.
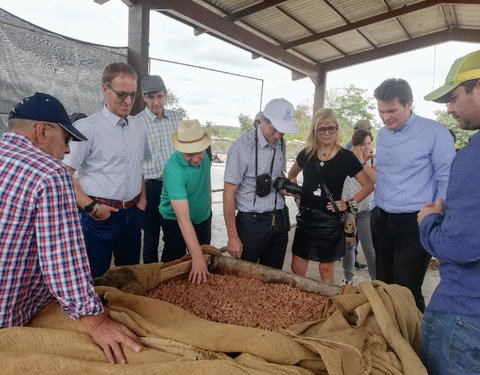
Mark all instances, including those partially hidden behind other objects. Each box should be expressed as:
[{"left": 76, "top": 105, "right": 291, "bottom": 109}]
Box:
[{"left": 292, "top": 206, "right": 345, "bottom": 262}]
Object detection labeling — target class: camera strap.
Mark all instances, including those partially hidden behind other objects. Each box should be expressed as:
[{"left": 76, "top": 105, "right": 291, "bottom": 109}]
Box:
[
  {"left": 314, "top": 154, "right": 343, "bottom": 222},
  {"left": 254, "top": 128, "right": 277, "bottom": 206}
]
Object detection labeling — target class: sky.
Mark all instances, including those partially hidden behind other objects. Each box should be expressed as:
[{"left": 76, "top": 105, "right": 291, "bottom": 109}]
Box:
[{"left": 2, "top": 0, "right": 480, "bottom": 127}]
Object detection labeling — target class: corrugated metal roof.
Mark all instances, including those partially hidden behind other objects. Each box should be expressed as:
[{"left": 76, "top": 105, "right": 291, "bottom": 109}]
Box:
[{"left": 155, "top": 0, "right": 480, "bottom": 81}]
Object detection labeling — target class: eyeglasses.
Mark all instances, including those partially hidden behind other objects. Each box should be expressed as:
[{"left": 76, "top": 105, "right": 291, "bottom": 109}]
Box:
[
  {"left": 107, "top": 85, "right": 137, "bottom": 101},
  {"left": 317, "top": 126, "right": 338, "bottom": 134}
]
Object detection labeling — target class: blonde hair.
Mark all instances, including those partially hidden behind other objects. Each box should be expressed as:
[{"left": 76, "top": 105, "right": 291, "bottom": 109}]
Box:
[{"left": 305, "top": 108, "right": 343, "bottom": 159}]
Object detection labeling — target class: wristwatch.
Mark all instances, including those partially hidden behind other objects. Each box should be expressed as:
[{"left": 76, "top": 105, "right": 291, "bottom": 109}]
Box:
[
  {"left": 349, "top": 199, "right": 359, "bottom": 214},
  {"left": 84, "top": 201, "right": 97, "bottom": 214}
]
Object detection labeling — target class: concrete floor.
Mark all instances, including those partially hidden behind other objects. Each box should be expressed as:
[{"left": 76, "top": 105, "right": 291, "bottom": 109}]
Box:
[{"left": 209, "top": 162, "right": 440, "bottom": 306}]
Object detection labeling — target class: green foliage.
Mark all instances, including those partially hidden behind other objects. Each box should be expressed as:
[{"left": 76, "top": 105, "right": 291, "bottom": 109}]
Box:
[
  {"left": 326, "top": 85, "right": 378, "bottom": 146},
  {"left": 434, "top": 108, "right": 477, "bottom": 149},
  {"left": 208, "top": 125, "right": 241, "bottom": 139},
  {"left": 166, "top": 90, "right": 188, "bottom": 119},
  {"left": 238, "top": 113, "right": 254, "bottom": 133}
]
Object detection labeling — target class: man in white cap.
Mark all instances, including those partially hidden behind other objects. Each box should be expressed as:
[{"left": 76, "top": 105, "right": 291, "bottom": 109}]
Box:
[
  {"left": 418, "top": 49, "right": 480, "bottom": 375},
  {"left": 0, "top": 92, "right": 142, "bottom": 364},
  {"left": 160, "top": 120, "right": 212, "bottom": 283},
  {"left": 137, "top": 74, "right": 183, "bottom": 264},
  {"left": 224, "top": 98, "right": 297, "bottom": 269}
]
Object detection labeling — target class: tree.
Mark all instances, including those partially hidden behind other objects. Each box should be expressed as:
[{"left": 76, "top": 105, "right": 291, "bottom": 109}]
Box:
[
  {"left": 283, "top": 101, "right": 313, "bottom": 141},
  {"left": 238, "top": 113, "right": 253, "bottom": 133},
  {"left": 434, "top": 108, "right": 477, "bottom": 149},
  {"left": 166, "top": 90, "right": 188, "bottom": 119}
]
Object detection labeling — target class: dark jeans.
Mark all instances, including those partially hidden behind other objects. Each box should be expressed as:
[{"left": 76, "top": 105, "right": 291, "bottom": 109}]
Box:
[
  {"left": 236, "top": 210, "right": 288, "bottom": 270},
  {"left": 160, "top": 213, "right": 212, "bottom": 263},
  {"left": 143, "top": 179, "right": 163, "bottom": 263},
  {"left": 81, "top": 206, "right": 145, "bottom": 278},
  {"left": 370, "top": 207, "right": 431, "bottom": 312}
]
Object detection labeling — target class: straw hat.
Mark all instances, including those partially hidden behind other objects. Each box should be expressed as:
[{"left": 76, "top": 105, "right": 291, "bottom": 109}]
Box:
[{"left": 171, "top": 120, "right": 211, "bottom": 153}]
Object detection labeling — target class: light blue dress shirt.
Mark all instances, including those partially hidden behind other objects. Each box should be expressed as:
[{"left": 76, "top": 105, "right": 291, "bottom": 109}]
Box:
[{"left": 372, "top": 112, "right": 455, "bottom": 213}]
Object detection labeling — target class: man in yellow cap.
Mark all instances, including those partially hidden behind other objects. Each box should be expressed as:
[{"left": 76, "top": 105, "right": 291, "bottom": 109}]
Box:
[
  {"left": 159, "top": 120, "right": 212, "bottom": 284},
  {"left": 418, "top": 49, "right": 480, "bottom": 375}
]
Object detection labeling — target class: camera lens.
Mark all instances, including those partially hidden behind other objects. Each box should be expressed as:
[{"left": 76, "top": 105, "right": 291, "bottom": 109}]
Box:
[{"left": 274, "top": 177, "right": 302, "bottom": 195}]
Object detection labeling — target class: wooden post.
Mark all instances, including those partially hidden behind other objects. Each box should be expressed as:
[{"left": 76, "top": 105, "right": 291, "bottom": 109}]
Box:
[{"left": 127, "top": 2, "right": 150, "bottom": 115}]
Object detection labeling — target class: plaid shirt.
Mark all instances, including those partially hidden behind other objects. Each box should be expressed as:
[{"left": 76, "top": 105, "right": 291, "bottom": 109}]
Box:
[
  {"left": 0, "top": 133, "right": 103, "bottom": 327},
  {"left": 137, "top": 107, "right": 183, "bottom": 179}
]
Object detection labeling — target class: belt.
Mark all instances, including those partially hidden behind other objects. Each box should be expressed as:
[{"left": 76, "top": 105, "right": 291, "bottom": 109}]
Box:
[
  {"left": 92, "top": 197, "right": 137, "bottom": 209},
  {"left": 146, "top": 178, "right": 163, "bottom": 183},
  {"left": 238, "top": 209, "right": 284, "bottom": 217}
]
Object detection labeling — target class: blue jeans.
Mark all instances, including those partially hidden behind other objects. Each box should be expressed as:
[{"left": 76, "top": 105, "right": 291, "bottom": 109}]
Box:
[
  {"left": 81, "top": 206, "right": 145, "bottom": 278},
  {"left": 421, "top": 310, "right": 480, "bottom": 375},
  {"left": 143, "top": 180, "right": 163, "bottom": 263},
  {"left": 342, "top": 210, "right": 376, "bottom": 281}
]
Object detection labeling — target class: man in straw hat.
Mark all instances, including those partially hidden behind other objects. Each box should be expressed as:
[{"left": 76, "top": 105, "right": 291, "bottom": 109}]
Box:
[
  {"left": 224, "top": 98, "right": 298, "bottom": 270},
  {"left": 0, "top": 92, "right": 142, "bottom": 364},
  {"left": 418, "top": 49, "right": 480, "bottom": 375},
  {"left": 370, "top": 78, "right": 455, "bottom": 313},
  {"left": 159, "top": 120, "right": 212, "bottom": 283}
]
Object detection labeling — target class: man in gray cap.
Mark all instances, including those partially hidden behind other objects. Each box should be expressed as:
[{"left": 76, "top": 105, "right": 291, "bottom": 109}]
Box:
[
  {"left": 224, "top": 98, "right": 297, "bottom": 269},
  {"left": 418, "top": 49, "right": 480, "bottom": 375},
  {"left": 137, "top": 74, "right": 183, "bottom": 264},
  {"left": 346, "top": 119, "right": 372, "bottom": 150},
  {"left": 0, "top": 92, "right": 142, "bottom": 364},
  {"left": 253, "top": 111, "right": 263, "bottom": 128}
]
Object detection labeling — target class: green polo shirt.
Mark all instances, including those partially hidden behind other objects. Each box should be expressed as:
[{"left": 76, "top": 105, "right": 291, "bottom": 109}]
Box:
[{"left": 159, "top": 150, "right": 211, "bottom": 224}]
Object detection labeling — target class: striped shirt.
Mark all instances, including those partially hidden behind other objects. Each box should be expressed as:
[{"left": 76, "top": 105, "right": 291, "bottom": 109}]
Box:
[
  {"left": 224, "top": 126, "right": 286, "bottom": 213},
  {"left": 0, "top": 132, "right": 103, "bottom": 327},
  {"left": 137, "top": 107, "right": 183, "bottom": 179}
]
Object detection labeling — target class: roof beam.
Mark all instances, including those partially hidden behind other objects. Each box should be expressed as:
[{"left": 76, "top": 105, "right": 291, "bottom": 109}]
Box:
[
  {"left": 320, "top": 28, "right": 480, "bottom": 72},
  {"left": 228, "top": 0, "right": 287, "bottom": 22},
  {"left": 151, "top": 0, "right": 321, "bottom": 82},
  {"left": 282, "top": 0, "right": 479, "bottom": 50}
]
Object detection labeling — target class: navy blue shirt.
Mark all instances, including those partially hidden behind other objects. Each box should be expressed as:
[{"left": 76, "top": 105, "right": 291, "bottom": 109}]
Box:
[{"left": 420, "top": 131, "right": 480, "bottom": 317}]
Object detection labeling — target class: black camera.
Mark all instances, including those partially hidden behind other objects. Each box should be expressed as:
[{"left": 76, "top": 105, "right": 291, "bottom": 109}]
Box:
[{"left": 273, "top": 177, "right": 302, "bottom": 195}]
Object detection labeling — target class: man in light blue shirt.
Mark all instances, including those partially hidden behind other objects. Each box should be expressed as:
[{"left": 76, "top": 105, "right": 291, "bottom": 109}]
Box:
[{"left": 371, "top": 78, "right": 455, "bottom": 312}]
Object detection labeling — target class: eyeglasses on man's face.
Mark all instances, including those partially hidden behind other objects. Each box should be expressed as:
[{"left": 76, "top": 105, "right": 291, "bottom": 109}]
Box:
[
  {"left": 317, "top": 126, "right": 338, "bottom": 134},
  {"left": 107, "top": 85, "right": 137, "bottom": 101}
]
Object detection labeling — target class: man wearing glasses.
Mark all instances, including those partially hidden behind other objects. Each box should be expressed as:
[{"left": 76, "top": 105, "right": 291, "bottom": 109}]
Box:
[
  {"left": 136, "top": 75, "right": 183, "bottom": 264},
  {"left": 371, "top": 78, "right": 455, "bottom": 312},
  {"left": 223, "top": 98, "right": 297, "bottom": 270},
  {"left": 64, "top": 62, "right": 149, "bottom": 278}
]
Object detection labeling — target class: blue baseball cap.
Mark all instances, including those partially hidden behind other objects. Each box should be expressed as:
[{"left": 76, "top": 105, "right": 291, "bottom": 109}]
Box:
[{"left": 8, "top": 92, "right": 87, "bottom": 141}]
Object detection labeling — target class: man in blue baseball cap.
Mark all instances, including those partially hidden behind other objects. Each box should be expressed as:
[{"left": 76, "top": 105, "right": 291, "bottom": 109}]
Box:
[{"left": 0, "top": 92, "right": 142, "bottom": 364}]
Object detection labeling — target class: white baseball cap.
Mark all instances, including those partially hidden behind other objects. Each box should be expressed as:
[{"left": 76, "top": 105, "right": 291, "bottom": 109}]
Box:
[{"left": 263, "top": 98, "right": 298, "bottom": 134}]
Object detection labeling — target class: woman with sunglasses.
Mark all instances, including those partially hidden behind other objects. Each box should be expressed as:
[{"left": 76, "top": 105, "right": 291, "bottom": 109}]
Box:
[{"left": 288, "top": 109, "right": 373, "bottom": 284}]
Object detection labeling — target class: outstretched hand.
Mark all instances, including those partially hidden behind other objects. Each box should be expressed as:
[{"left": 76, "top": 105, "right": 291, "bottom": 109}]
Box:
[{"left": 80, "top": 312, "right": 142, "bottom": 364}]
